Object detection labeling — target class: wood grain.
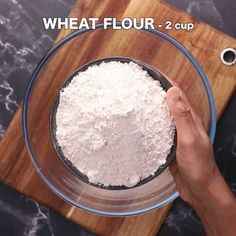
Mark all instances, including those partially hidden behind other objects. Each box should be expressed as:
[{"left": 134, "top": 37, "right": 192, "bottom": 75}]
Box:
[{"left": 0, "top": 0, "right": 235, "bottom": 235}]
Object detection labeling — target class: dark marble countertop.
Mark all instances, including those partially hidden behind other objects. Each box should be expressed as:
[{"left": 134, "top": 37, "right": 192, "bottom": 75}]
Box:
[
  {"left": 166, "top": 0, "right": 236, "bottom": 38},
  {"left": 0, "top": 0, "right": 235, "bottom": 235},
  {"left": 0, "top": 183, "right": 94, "bottom": 236}
]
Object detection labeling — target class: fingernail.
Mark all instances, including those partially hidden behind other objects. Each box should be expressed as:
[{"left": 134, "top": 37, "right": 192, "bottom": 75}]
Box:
[{"left": 168, "top": 87, "right": 181, "bottom": 100}]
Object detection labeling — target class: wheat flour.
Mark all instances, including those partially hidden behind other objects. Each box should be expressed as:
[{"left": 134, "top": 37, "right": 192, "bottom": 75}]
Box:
[{"left": 55, "top": 61, "right": 175, "bottom": 187}]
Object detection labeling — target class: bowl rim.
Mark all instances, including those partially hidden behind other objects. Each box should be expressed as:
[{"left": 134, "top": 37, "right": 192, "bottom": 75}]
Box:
[{"left": 22, "top": 22, "right": 217, "bottom": 216}]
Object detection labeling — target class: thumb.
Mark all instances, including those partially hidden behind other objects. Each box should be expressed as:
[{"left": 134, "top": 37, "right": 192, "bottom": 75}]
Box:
[{"left": 166, "top": 87, "right": 196, "bottom": 141}]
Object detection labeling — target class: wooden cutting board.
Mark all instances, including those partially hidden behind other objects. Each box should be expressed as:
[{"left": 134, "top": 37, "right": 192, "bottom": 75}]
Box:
[{"left": 0, "top": 0, "right": 235, "bottom": 235}]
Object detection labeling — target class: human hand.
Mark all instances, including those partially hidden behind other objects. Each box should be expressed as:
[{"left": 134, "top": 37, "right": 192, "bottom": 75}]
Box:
[
  {"left": 166, "top": 86, "right": 218, "bottom": 206},
  {"left": 166, "top": 87, "right": 236, "bottom": 236}
]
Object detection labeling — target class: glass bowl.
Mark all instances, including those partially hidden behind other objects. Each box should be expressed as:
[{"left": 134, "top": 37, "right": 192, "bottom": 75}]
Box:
[{"left": 23, "top": 23, "right": 216, "bottom": 216}]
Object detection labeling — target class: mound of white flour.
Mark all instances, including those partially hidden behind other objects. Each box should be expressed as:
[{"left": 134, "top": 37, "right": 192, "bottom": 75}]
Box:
[{"left": 55, "top": 61, "right": 175, "bottom": 187}]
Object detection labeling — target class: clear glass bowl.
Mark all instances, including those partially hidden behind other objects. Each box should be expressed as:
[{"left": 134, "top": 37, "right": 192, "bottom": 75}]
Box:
[{"left": 23, "top": 24, "right": 216, "bottom": 216}]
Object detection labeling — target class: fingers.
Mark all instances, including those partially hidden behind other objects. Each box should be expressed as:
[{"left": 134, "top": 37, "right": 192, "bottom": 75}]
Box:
[
  {"left": 167, "top": 83, "right": 205, "bottom": 131},
  {"left": 176, "top": 89, "right": 205, "bottom": 131},
  {"left": 166, "top": 87, "right": 197, "bottom": 142}
]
